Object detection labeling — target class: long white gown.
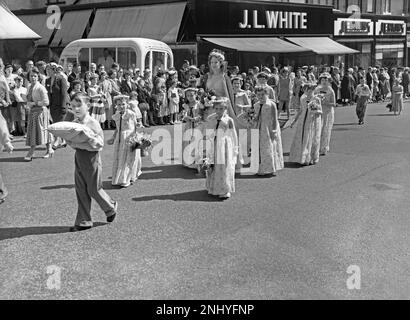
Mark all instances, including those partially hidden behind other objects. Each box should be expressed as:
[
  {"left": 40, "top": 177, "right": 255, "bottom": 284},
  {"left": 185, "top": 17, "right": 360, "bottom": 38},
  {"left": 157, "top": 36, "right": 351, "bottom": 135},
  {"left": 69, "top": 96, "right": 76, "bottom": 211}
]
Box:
[
  {"left": 315, "top": 85, "right": 335, "bottom": 155},
  {"left": 253, "top": 100, "right": 284, "bottom": 175},
  {"left": 289, "top": 94, "right": 322, "bottom": 165}
]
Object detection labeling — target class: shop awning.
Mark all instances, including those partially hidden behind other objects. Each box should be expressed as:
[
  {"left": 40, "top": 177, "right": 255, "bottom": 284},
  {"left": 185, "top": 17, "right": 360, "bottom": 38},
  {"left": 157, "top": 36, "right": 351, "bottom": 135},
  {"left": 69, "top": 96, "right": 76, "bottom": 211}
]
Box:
[
  {"left": 203, "top": 37, "right": 310, "bottom": 53},
  {"left": 286, "top": 37, "right": 359, "bottom": 55},
  {"left": 88, "top": 2, "right": 186, "bottom": 43},
  {"left": 18, "top": 13, "right": 53, "bottom": 45},
  {"left": 0, "top": 3, "right": 40, "bottom": 40},
  {"left": 50, "top": 10, "right": 92, "bottom": 47}
]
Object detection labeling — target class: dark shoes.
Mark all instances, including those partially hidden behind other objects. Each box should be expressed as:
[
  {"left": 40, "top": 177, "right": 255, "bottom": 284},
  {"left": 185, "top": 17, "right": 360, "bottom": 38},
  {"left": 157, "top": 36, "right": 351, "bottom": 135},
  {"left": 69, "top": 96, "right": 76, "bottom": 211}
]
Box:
[{"left": 107, "top": 201, "right": 118, "bottom": 223}]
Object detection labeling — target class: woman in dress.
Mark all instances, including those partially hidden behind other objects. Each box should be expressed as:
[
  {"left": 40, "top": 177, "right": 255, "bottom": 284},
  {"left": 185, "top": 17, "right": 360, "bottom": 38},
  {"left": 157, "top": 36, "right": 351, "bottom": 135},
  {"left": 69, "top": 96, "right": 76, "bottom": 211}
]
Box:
[
  {"left": 289, "top": 83, "right": 322, "bottom": 166},
  {"left": 315, "top": 73, "right": 336, "bottom": 156},
  {"left": 24, "top": 68, "right": 53, "bottom": 161},
  {"left": 231, "top": 76, "right": 251, "bottom": 116},
  {"left": 88, "top": 74, "right": 106, "bottom": 126},
  {"left": 202, "top": 49, "right": 246, "bottom": 169},
  {"left": 391, "top": 79, "right": 403, "bottom": 116},
  {"left": 291, "top": 69, "right": 306, "bottom": 110},
  {"left": 99, "top": 71, "right": 114, "bottom": 129},
  {"left": 204, "top": 98, "right": 238, "bottom": 199},
  {"left": 181, "top": 88, "right": 202, "bottom": 170},
  {"left": 108, "top": 95, "right": 142, "bottom": 188},
  {"left": 252, "top": 86, "right": 284, "bottom": 176}
]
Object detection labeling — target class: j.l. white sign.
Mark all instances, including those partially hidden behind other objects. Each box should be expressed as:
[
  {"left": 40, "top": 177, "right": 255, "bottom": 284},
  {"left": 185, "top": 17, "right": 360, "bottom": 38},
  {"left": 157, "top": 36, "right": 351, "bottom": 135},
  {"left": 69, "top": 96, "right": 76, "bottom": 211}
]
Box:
[{"left": 239, "top": 9, "right": 308, "bottom": 30}]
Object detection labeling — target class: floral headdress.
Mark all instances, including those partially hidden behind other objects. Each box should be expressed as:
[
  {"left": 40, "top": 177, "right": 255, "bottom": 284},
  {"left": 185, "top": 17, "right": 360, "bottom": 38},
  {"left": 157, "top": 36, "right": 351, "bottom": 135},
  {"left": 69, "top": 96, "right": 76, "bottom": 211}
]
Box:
[{"left": 208, "top": 49, "right": 225, "bottom": 62}]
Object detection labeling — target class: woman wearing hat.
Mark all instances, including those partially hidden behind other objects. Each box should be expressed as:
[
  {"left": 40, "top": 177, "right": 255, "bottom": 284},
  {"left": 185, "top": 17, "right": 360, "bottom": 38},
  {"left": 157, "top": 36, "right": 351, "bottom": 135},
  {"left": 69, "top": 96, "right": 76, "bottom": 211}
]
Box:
[
  {"left": 289, "top": 82, "right": 322, "bottom": 166},
  {"left": 278, "top": 67, "right": 291, "bottom": 120},
  {"left": 315, "top": 73, "right": 336, "bottom": 156}
]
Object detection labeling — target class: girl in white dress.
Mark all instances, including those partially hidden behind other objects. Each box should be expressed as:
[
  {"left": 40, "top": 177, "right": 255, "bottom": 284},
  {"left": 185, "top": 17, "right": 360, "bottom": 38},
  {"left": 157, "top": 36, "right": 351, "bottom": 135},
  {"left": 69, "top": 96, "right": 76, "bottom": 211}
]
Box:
[
  {"left": 181, "top": 88, "right": 202, "bottom": 170},
  {"left": 204, "top": 98, "right": 238, "bottom": 199},
  {"left": 289, "top": 83, "right": 323, "bottom": 165}
]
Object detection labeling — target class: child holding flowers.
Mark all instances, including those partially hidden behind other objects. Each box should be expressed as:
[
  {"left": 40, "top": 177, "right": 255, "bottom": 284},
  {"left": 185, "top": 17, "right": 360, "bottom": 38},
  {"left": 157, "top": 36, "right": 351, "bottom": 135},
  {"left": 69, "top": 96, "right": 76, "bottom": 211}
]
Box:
[{"left": 108, "top": 95, "right": 142, "bottom": 188}]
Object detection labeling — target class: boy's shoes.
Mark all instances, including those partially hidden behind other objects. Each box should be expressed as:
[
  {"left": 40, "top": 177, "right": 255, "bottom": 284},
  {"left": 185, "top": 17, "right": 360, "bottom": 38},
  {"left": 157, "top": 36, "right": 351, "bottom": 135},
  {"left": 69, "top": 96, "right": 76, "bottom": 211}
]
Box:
[
  {"left": 107, "top": 201, "right": 118, "bottom": 223},
  {"left": 69, "top": 225, "right": 92, "bottom": 232}
]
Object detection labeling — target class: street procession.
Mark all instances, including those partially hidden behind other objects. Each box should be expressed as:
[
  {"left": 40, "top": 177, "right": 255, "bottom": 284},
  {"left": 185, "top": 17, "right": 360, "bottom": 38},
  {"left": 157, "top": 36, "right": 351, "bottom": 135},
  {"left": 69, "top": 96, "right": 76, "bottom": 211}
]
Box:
[{"left": 1, "top": 0, "right": 410, "bottom": 302}]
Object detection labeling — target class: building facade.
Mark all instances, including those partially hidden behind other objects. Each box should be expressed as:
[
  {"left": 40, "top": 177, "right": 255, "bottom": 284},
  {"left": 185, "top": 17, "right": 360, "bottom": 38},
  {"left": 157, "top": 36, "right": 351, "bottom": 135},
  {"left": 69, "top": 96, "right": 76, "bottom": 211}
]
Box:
[{"left": 5, "top": 0, "right": 410, "bottom": 69}]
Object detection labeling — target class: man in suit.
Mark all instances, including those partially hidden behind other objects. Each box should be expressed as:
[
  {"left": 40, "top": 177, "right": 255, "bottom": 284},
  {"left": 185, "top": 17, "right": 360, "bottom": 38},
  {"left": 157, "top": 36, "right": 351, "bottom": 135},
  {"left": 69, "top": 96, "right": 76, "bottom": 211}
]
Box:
[
  {"left": 68, "top": 63, "right": 82, "bottom": 92},
  {"left": 120, "top": 71, "right": 136, "bottom": 95},
  {"left": 47, "top": 65, "right": 69, "bottom": 149}
]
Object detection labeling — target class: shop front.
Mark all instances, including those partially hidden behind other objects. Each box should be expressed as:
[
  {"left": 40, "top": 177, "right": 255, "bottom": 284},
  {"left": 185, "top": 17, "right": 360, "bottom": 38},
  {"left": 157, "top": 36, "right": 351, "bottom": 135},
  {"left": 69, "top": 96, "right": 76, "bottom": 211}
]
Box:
[
  {"left": 375, "top": 19, "right": 406, "bottom": 68},
  {"left": 187, "top": 0, "right": 356, "bottom": 70},
  {"left": 333, "top": 14, "right": 407, "bottom": 69}
]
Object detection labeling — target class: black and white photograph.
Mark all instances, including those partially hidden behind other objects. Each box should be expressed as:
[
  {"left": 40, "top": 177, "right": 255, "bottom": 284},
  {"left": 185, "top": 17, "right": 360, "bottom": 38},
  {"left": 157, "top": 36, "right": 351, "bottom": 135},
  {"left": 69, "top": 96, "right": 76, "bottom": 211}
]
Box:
[{"left": 0, "top": 0, "right": 409, "bottom": 305}]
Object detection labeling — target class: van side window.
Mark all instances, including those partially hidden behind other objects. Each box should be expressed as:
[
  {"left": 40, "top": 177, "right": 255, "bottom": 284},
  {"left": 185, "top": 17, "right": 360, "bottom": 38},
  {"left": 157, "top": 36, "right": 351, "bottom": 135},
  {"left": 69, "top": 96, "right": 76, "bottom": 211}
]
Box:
[
  {"left": 79, "top": 48, "right": 89, "bottom": 72},
  {"left": 92, "top": 47, "right": 116, "bottom": 70},
  {"left": 152, "top": 51, "right": 165, "bottom": 77},
  {"left": 117, "top": 47, "right": 136, "bottom": 70}
]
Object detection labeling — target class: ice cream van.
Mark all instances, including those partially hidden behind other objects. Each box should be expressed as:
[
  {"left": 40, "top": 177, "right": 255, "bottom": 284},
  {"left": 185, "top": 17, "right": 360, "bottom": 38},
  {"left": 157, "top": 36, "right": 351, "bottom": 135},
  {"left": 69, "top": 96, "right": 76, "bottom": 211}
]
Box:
[{"left": 59, "top": 37, "right": 173, "bottom": 73}]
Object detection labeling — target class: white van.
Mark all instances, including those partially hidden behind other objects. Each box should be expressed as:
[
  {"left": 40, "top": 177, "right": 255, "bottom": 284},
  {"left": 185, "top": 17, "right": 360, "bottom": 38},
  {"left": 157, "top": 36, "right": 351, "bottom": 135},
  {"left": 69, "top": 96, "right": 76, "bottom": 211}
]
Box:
[{"left": 59, "top": 37, "right": 174, "bottom": 74}]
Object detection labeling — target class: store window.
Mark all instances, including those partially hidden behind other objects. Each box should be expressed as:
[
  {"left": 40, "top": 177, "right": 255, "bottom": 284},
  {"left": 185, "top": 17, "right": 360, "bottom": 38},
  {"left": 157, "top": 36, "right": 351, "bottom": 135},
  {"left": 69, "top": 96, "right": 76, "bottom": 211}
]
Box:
[
  {"left": 375, "top": 42, "right": 404, "bottom": 68},
  {"left": 117, "top": 47, "right": 136, "bottom": 70}
]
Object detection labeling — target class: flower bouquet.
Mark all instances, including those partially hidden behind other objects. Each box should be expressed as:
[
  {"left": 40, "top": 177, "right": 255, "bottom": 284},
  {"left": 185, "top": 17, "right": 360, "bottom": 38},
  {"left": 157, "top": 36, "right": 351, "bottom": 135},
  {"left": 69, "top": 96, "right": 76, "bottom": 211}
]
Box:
[
  {"left": 198, "top": 157, "right": 213, "bottom": 176},
  {"left": 127, "top": 132, "right": 152, "bottom": 156},
  {"left": 308, "top": 95, "right": 323, "bottom": 114}
]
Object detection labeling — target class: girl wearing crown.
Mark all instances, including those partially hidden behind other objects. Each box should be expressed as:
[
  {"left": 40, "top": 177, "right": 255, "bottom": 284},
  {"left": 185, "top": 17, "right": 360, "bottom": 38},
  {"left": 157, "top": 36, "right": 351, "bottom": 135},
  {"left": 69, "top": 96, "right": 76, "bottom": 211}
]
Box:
[
  {"left": 204, "top": 98, "right": 238, "bottom": 199},
  {"left": 181, "top": 88, "right": 202, "bottom": 170},
  {"left": 108, "top": 95, "right": 142, "bottom": 188},
  {"left": 202, "top": 49, "right": 247, "bottom": 170},
  {"left": 314, "top": 73, "right": 336, "bottom": 156},
  {"left": 289, "top": 83, "right": 323, "bottom": 166}
]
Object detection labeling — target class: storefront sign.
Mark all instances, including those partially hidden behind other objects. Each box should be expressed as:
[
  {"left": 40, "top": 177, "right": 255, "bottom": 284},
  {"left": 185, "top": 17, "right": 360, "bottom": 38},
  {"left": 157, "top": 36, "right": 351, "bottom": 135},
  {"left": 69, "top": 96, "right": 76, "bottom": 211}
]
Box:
[
  {"left": 334, "top": 18, "right": 373, "bottom": 36},
  {"left": 238, "top": 10, "right": 308, "bottom": 30},
  {"left": 376, "top": 20, "right": 406, "bottom": 36},
  {"left": 195, "top": 1, "right": 333, "bottom": 36}
]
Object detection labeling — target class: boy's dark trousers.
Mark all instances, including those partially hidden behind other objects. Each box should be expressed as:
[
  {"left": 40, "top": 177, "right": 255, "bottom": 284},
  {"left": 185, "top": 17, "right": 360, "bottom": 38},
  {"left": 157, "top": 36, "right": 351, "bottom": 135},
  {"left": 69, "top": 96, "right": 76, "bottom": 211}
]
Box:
[
  {"left": 0, "top": 173, "right": 7, "bottom": 203},
  {"left": 74, "top": 149, "right": 116, "bottom": 227}
]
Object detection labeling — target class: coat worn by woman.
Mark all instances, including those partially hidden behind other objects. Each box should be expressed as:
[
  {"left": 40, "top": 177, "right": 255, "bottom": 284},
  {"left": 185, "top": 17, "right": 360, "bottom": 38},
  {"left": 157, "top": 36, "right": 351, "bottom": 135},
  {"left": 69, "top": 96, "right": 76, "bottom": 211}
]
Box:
[{"left": 289, "top": 94, "right": 322, "bottom": 165}]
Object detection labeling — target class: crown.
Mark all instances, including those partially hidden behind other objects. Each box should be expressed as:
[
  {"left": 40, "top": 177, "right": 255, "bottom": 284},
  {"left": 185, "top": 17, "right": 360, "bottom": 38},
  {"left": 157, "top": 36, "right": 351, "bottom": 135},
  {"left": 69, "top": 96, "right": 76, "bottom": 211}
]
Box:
[{"left": 209, "top": 49, "right": 225, "bottom": 61}]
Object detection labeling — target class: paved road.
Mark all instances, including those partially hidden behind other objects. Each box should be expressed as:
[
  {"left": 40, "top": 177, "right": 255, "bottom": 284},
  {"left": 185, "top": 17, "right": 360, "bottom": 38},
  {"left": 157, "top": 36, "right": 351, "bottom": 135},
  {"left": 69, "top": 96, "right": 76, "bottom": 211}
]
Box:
[{"left": 1, "top": 102, "right": 409, "bottom": 299}]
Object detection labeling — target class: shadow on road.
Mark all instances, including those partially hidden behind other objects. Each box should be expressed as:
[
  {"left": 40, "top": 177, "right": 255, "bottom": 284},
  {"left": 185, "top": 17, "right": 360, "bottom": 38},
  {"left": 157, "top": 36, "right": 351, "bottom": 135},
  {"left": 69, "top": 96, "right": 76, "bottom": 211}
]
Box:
[
  {"left": 132, "top": 190, "right": 223, "bottom": 202},
  {"left": 0, "top": 223, "right": 107, "bottom": 241},
  {"left": 41, "top": 184, "right": 75, "bottom": 190},
  {"left": 0, "top": 157, "right": 28, "bottom": 163},
  {"left": 139, "top": 165, "right": 202, "bottom": 180},
  {"left": 333, "top": 123, "right": 358, "bottom": 126},
  {"left": 368, "top": 114, "right": 396, "bottom": 117}
]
